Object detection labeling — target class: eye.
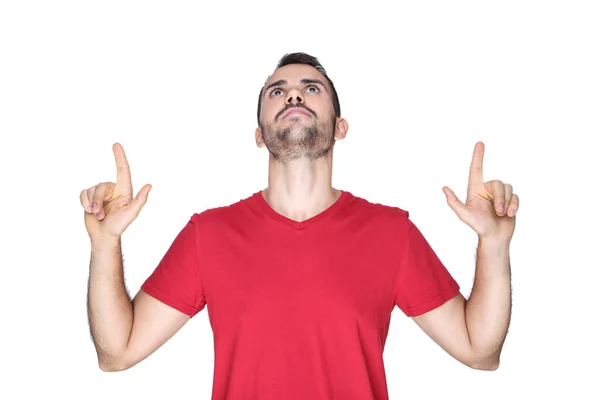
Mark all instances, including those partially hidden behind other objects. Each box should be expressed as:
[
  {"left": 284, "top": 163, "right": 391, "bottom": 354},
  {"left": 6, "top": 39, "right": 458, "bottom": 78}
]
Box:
[
  {"left": 307, "top": 85, "right": 320, "bottom": 93},
  {"left": 269, "top": 88, "right": 283, "bottom": 97}
]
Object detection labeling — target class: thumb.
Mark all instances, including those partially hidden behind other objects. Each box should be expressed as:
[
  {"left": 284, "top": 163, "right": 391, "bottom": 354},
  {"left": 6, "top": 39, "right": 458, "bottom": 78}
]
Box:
[
  {"left": 442, "top": 186, "right": 468, "bottom": 220},
  {"left": 127, "top": 184, "right": 152, "bottom": 219}
]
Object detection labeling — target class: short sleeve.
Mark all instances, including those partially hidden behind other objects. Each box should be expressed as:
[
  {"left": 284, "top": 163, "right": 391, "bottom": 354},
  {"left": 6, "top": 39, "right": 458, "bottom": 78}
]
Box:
[
  {"left": 141, "top": 214, "right": 206, "bottom": 317},
  {"left": 394, "top": 217, "right": 460, "bottom": 317}
]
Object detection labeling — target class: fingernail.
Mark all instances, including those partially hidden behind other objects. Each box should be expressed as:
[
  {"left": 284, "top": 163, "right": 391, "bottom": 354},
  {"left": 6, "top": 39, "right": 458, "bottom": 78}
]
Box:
[
  {"left": 498, "top": 203, "right": 505, "bottom": 212},
  {"left": 92, "top": 204, "right": 98, "bottom": 212},
  {"left": 96, "top": 212, "right": 103, "bottom": 219},
  {"left": 508, "top": 209, "right": 515, "bottom": 216},
  {"left": 85, "top": 206, "right": 91, "bottom": 212}
]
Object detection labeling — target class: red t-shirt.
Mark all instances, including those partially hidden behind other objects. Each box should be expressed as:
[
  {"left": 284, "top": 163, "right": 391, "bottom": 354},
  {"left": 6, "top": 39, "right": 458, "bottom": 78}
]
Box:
[{"left": 141, "top": 190, "right": 460, "bottom": 400}]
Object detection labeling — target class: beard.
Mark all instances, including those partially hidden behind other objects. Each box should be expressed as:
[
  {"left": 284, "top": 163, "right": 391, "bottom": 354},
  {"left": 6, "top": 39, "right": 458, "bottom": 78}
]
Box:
[{"left": 261, "top": 114, "right": 336, "bottom": 164}]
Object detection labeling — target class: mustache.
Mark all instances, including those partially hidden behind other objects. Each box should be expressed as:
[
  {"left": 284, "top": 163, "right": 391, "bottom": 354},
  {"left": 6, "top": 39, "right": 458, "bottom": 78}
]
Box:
[{"left": 276, "top": 103, "right": 316, "bottom": 120}]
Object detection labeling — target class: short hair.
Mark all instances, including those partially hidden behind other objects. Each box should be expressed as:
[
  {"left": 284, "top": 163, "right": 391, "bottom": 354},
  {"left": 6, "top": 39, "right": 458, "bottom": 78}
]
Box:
[{"left": 256, "top": 52, "right": 341, "bottom": 124}]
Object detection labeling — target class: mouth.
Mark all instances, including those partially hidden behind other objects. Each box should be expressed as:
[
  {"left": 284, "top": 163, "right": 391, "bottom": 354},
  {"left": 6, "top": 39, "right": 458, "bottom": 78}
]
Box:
[{"left": 281, "top": 107, "right": 312, "bottom": 119}]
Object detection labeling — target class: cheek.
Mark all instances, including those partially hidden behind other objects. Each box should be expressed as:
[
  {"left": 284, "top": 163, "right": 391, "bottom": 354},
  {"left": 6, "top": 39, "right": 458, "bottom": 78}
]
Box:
[
  {"left": 308, "top": 97, "right": 331, "bottom": 113},
  {"left": 264, "top": 101, "right": 284, "bottom": 119}
]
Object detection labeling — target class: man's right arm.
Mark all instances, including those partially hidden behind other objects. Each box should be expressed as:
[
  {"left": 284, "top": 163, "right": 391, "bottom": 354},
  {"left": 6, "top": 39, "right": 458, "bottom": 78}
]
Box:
[{"left": 87, "top": 236, "right": 190, "bottom": 372}]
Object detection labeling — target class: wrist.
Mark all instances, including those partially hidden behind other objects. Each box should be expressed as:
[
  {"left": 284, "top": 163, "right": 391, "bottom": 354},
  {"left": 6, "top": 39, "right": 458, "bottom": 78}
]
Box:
[
  {"left": 477, "top": 234, "right": 511, "bottom": 253},
  {"left": 91, "top": 234, "right": 121, "bottom": 250}
]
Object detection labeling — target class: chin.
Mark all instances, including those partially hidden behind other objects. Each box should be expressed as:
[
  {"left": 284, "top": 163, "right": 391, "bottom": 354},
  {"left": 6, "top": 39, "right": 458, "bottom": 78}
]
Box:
[
  {"left": 277, "top": 124, "right": 310, "bottom": 138},
  {"left": 284, "top": 117, "right": 310, "bottom": 128}
]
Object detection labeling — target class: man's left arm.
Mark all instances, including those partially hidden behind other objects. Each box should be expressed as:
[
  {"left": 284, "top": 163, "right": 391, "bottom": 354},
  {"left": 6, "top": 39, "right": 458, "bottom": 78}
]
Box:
[
  {"left": 412, "top": 141, "right": 518, "bottom": 371},
  {"left": 412, "top": 236, "right": 511, "bottom": 370}
]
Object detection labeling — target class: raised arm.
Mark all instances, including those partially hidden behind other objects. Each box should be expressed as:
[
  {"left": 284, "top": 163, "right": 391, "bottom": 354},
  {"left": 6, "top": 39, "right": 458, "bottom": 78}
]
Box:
[
  {"left": 87, "top": 237, "right": 191, "bottom": 371},
  {"left": 82, "top": 143, "right": 191, "bottom": 371},
  {"left": 412, "top": 236, "right": 511, "bottom": 370},
  {"left": 414, "top": 142, "right": 518, "bottom": 370}
]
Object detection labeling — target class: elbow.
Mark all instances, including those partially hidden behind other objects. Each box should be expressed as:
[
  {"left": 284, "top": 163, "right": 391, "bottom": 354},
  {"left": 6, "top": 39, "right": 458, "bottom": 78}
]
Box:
[
  {"left": 98, "top": 357, "right": 131, "bottom": 372},
  {"left": 467, "top": 352, "right": 501, "bottom": 371},
  {"left": 470, "top": 358, "right": 500, "bottom": 371},
  {"left": 99, "top": 364, "right": 121, "bottom": 373},
  {"left": 99, "top": 361, "right": 124, "bottom": 372}
]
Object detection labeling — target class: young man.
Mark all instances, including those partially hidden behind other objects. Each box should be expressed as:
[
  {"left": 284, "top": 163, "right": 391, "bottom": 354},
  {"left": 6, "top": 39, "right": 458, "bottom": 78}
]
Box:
[{"left": 82, "top": 53, "right": 519, "bottom": 400}]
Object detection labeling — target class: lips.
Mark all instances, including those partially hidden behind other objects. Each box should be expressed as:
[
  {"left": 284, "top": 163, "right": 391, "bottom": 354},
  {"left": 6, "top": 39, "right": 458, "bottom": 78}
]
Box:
[{"left": 281, "top": 107, "right": 311, "bottom": 119}]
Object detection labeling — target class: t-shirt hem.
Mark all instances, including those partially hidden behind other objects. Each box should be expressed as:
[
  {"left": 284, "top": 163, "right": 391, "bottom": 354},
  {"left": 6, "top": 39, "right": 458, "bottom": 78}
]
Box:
[
  {"left": 140, "top": 283, "right": 199, "bottom": 318},
  {"left": 403, "top": 281, "right": 461, "bottom": 317}
]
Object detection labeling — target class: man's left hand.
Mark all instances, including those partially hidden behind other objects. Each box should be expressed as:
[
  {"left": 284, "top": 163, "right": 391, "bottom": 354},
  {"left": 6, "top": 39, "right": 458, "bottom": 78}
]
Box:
[{"left": 442, "top": 142, "right": 519, "bottom": 241}]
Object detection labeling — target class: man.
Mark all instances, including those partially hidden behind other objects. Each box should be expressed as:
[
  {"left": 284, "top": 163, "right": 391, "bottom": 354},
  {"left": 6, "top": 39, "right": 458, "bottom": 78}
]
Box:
[{"left": 82, "top": 52, "right": 519, "bottom": 399}]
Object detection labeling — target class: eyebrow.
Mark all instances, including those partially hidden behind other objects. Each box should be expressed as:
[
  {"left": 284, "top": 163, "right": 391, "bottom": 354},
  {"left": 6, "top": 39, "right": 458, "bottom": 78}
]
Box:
[{"left": 264, "top": 78, "right": 328, "bottom": 94}]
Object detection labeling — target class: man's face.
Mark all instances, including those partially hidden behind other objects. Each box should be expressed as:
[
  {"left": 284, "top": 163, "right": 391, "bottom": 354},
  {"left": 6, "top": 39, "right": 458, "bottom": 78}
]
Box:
[{"left": 256, "top": 64, "right": 340, "bottom": 163}]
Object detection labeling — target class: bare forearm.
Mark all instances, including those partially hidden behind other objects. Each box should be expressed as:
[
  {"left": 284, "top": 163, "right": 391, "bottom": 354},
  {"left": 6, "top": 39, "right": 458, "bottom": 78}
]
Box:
[
  {"left": 465, "top": 235, "right": 512, "bottom": 367},
  {"left": 87, "top": 237, "right": 133, "bottom": 370}
]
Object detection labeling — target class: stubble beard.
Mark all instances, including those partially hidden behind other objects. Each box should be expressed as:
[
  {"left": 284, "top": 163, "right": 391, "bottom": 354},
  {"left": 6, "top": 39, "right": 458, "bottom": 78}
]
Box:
[{"left": 261, "top": 116, "right": 336, "bottom": 164}]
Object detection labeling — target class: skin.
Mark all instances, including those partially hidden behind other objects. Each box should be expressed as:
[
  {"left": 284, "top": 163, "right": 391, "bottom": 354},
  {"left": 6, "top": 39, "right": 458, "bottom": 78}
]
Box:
[
  {"left": 83, "top": 63, "right": 519, "bottom": 372},
  {"left": 416, "top": 142, "right": 517, "bottom": 370},
  {"left": 254, "top": 63, "right": 349, "bottom": 221}
]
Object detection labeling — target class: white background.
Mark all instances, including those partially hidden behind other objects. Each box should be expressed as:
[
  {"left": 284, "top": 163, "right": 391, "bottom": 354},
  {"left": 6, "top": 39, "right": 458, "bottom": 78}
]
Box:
[{"left": 1, "top": 1, "right": 599, "bottom": 399}]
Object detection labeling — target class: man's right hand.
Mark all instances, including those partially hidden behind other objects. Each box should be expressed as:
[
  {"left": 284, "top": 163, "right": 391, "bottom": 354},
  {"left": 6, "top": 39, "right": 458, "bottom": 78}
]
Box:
[{"left": 80, "top": 143, "right": 152, "bottom": 242}]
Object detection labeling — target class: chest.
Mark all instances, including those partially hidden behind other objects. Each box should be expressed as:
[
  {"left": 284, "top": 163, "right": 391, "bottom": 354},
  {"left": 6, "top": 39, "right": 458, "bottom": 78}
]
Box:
[{"left": 201, "top": 228, "right": 399, "bottom": 335}]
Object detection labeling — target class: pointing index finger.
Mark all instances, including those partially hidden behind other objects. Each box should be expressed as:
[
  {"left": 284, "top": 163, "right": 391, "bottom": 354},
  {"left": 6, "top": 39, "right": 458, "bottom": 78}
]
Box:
[
  {"left": 468, "top": 141, "right": 485, "bottom": 187},
  {"left": 113, "top": 142, "right": 133, "bottom": 194}
]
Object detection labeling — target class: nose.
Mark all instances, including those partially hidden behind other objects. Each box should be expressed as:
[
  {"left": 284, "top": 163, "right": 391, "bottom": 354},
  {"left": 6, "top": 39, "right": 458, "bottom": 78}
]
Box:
[{"left": 286, "top": 88, "right": 303, "bottom": 105}]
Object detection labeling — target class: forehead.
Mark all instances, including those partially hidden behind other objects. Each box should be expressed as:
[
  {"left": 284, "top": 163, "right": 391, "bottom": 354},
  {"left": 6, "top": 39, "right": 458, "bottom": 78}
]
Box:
[{"left": 265, "top": 63, "right": 327, "bottom": 87}]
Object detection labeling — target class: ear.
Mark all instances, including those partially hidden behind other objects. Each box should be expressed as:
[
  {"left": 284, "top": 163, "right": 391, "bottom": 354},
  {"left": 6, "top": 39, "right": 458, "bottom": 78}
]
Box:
[
  {"left": 255, "top": 126, "right": 265, "bottom": 148},
  {"left": 334, "top": 117, "right": 349, "bottom": 140}
]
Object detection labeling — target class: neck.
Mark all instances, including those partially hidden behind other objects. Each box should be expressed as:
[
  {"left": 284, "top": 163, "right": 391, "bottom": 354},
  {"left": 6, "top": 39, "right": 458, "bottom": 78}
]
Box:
[{"left": 262, "top": 150, "right": 340, "bottom": 222}]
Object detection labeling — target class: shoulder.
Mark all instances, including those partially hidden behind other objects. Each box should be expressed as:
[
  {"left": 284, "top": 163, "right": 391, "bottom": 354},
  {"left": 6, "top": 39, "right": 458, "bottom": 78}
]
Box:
[
  {"left": 190, "top": 192, "right": 258, "bottom": 228},
  {"left": 346, "top": 191, "right": 410, "bottom": 222},
  {"left": 340, "top": 191, "right": 413, "bottom": 236}
]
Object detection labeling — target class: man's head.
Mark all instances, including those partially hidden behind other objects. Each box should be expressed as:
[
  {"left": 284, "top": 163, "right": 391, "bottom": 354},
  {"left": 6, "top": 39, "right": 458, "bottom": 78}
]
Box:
[{"left": 255, "top": 53, "right": 348, "bottom": 164}]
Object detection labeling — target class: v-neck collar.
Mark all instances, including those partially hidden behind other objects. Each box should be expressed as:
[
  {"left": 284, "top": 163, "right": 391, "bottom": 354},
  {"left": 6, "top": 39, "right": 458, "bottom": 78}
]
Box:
[{"left": 250, "top": 189, "right": 354, "bottom": 230}]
